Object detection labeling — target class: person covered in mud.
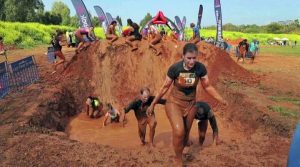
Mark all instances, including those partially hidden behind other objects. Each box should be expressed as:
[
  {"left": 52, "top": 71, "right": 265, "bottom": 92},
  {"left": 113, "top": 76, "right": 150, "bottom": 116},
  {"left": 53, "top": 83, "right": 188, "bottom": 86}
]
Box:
[
  {"left": 86, "top": 96, "right": 104, "bottom": 118},
  {"left": 103, "top": 103, "right": 121, "bottom": 127},
  {"left": 147, "top": 43, "right": 227, "bottom": 166},
  {"left": 125, "top": 19, "right": 142, "bottom": 51},
  {"left": 75, "top": 26, "right": 95, "bottom": 54},
  {"left": 123, "top": 87, "right": 166, "bottom": 147},
  {"left": 194, "top": 102, "right": 221, "bottom": 146},
  {"left": 237, "top": 39, "right": 249, "bottom": 63},
  {"left": 190, "top": 23, "right": 200, "bottom": 44},
  {"left": 106, "top": 21, "right": 119, "bottom": 45},
  {"left": 51, "top": 30, "right": 66, "bottom": 74},
  {"left": 147, "top": 24, "right": 162, "bottom": 56}
]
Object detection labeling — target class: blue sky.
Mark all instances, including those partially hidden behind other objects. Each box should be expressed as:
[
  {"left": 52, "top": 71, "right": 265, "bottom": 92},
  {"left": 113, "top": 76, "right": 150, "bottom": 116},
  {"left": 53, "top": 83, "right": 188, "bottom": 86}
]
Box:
[{"left": 43, "top": 0, "right": 300, "bottom": 26}]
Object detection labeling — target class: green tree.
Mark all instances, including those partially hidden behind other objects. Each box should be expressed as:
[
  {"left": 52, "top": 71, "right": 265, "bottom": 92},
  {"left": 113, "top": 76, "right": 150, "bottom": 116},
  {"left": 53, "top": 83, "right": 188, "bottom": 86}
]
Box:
[
  {"left": 4, "top": 0, "right": 44, "bottom": 22},
  {"left": 51, "top": 1, "right": 70, "bottom": 25},
  {"left": 92, "top": 16, "right": 100, "bottom": 27},
  {"left": 0, "top": 0, "right": 5, "bottom": 20},
  {"left": 140, "top": 13, "right": 152, "bottom": 28},
  {"left": 116, "top": 16, "right": 122, "bottom": 27},
  {"left": 70, "top": 15, "right": 80, "bottom": 27},
  {"left": 266, "top": 23, "right": 283, "bottom": 34}
]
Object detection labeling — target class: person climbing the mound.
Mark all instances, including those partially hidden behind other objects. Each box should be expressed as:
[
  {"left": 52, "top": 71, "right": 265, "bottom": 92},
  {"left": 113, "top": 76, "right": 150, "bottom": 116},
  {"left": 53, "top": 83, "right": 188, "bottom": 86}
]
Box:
[
  {"left": 51, "top": 30, "right": 66, "bottom": 74},
  {"left": 85, "top": 96, "right": 104, "bottom": 118},
  {"left": 190, "top": 23, "right": 200, "bottom": 44},
  {"left": 125, "top": 19, "right": 142, "bottom": 51},
  {"left": 148, "top": 24, "right": 162, "bottom": 56},
  {"left": 194, "top": 102, "right": 222, "bottom": 146},
  {"left": 75, "top": 27, "right": 95, "bottom": 54},
  {"left": 147, "top": 43, "right": 227, "bottom": 166},
  {"left": 103, "top": 103, "right": 121, "bottom": 127},
  {"left": 106, "top": 21, "right": 118, "bottom": 45},
  {"left": 123, "top": 87, "right": 166, "bottom": 147}
]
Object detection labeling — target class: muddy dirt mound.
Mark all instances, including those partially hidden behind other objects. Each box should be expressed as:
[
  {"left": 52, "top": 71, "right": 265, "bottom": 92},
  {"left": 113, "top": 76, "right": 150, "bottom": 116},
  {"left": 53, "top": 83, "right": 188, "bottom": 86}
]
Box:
[
  {"left": 92, "top": 38, "right": 258, "bottom": 108},
  {"left": 27, "top": 44, "right": 97, "bottom": 131}
]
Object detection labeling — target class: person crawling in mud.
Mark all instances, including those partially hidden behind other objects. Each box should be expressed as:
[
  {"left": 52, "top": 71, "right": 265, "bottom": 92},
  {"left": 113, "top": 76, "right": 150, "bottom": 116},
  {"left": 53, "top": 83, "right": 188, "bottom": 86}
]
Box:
[
  {"left": 148, "top": 24, "right": 162, "bottom": 56},
  {"left": 103, "top": 103, "right": 121, "bottom": 127},
  {"left": 106, "top": 21, "right": 118, "bottom": 45},
  {"left": 86, "top": 96, "right": 104, "bottom": 118},
  {"left": 194, "top": 102, "right": 221, "bottom": 146},
  {"left": 190, "top": 23, "right": 200, "bottom": 44},
  {"left": 123, "top": 87, "right": 166, "bottom": 147},
  {"left": 125, "top": 19, "right": 142, "bottom": 51},
  {"left": 147, "top": 43, "right": 227, "bottom": 166}
]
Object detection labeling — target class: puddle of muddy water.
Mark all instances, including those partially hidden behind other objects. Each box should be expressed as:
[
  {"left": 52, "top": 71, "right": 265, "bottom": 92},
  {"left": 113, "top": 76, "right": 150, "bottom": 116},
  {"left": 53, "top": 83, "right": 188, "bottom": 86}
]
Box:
[{"left": 66, "top": 106, "right": 213, "bottom": 149}]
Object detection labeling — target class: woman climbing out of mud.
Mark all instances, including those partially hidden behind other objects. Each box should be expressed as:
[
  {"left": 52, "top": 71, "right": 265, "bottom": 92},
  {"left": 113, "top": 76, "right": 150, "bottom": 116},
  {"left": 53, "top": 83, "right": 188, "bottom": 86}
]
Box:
[
  {"left": 147, "top": 24, "right": 162, "bottom": 56},
  {"left": 106, "top": 21, "right": 119, "bottom": 45},
  {"left": 51, "top": 30, "right": 66, "bottom": 74},
  {"left": 194, "top": 101, "right": 222, "bottom": 146},
  {"left": 125, "top": 19, "right": 142, "bottom": 51},
  {"left": 123, "top": 87, "right": 166, "bottom": 147},
  {"left": 75, "top": 26, "right": 95, "bottom": 54},
  {"left": 146, "top": 43, "right": 227, "bottom": 166},
  {"left": 85, "top": 96, "right": 104, "bottom": 118},
  {"left": 190, "top": 23, "right": 200, "bottom": 44},
  {"left": 103, "top": 103, "right": 121, "bottom": 127}
]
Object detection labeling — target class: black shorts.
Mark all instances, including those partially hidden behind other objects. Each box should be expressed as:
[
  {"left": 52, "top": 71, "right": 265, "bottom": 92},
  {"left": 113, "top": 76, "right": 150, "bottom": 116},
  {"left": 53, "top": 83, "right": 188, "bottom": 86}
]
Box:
[{"left": 134, "top": 34, "right": 142, "bottom": 41}]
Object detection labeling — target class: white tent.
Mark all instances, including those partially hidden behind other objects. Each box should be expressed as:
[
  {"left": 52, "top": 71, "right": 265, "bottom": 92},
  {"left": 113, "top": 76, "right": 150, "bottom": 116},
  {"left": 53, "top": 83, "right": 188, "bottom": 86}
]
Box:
[
  {"left": 273, "top": 37, "right": 280, "bottom": 40},
  {"left": 281, "top": 38, "right": 289, "bottom": 41}
]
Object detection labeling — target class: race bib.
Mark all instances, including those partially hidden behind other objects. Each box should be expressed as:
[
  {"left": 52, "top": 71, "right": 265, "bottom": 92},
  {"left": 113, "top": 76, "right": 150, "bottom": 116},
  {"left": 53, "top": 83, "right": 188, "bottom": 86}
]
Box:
[{"left": 178, "top": 73, "right": 196, "bottom": 86}]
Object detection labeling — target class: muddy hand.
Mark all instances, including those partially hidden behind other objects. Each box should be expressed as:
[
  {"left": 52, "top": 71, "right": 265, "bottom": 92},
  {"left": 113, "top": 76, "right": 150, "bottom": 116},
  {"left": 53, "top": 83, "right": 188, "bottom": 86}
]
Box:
[{"left": 146, "top": 106, "right": 154, "bottom": 117}]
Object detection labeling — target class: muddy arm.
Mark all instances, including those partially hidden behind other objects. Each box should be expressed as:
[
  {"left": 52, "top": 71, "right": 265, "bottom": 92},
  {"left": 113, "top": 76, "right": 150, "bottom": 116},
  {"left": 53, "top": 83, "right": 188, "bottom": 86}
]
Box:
[{"left": 147, "top": 76, "right": 173, "bottom": 115}]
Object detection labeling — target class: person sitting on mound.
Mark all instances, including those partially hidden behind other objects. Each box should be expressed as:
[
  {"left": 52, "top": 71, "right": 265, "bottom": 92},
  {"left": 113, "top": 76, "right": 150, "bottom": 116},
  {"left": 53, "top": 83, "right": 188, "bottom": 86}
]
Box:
[
  {"left": 125, "top": 19, "right": 142, "bottom": 51},
  {"left": 170, "top": 29, "right": 179, "bottom": 48},
  {"left": 106, "top": 21, "right": 119, "bottom": 45},
  {"left": 160, "top": 28, "right": 167, "bottom": 40},
  {"left": 86, "top": 96, "right": 104, "bottom": 118},
  {"left": 103, "top": 103, "right": 121, "bottom": 127},
  {"left": 148, "top": 24, "right": 162, "bottom": 56}
]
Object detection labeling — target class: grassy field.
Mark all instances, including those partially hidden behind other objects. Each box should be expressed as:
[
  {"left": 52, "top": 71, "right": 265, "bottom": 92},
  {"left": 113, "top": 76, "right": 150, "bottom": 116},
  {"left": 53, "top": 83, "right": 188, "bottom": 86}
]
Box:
[
  {"left": 0, "top": 21, "right": 74, "bottom": 48},
  {"left": 1, "top": 21, "right": 300, "bottom": 48},
  {"left": 259, "top": 45, "right": 300, "bottom": 56}
]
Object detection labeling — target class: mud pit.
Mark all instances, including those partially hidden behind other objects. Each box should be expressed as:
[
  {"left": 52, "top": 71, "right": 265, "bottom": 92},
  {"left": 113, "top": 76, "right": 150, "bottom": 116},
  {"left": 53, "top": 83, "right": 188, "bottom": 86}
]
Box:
[{"left": 0, "top": 39, "right": 295, "bottom": 166}]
